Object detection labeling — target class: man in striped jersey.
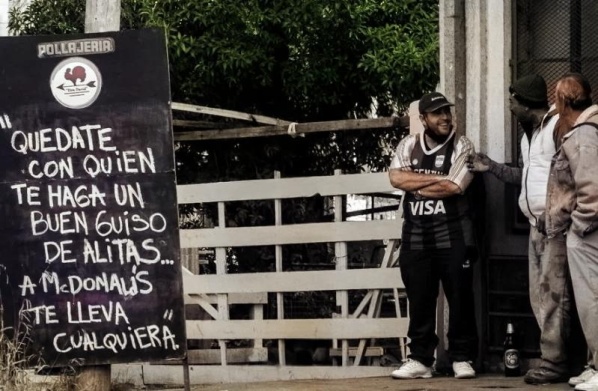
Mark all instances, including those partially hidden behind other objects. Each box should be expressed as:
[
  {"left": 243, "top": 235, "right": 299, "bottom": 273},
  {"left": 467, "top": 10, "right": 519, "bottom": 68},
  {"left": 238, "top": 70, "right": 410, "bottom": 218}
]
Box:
[{"left": 389, "top": 92, "right": 478, "bottom": 380}]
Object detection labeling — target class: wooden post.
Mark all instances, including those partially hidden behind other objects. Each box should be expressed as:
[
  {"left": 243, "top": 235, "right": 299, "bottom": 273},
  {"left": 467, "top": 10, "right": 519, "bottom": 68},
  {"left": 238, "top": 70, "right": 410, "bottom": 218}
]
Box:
[
  {"left": 77, "top": 1, "right": 121, "bottom": 390},
  {"left": 438, "top": 0, "right": 466, "bottom": 372},
  {"left": 85, "top": 0, "right": 121, "bottom": 33}
]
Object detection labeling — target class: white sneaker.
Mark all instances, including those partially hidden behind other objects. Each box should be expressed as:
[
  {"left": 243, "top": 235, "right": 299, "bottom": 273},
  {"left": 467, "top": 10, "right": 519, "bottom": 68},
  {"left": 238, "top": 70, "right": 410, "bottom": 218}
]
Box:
[
  {"left": 453, "top": 361, "right": 476, "bottom": 379},
  {"left": 571, "top": 367, "right": 598, "bottom": 386},
  {"left": 576, "top": 373, "right": 598, "bottom": 391},
  {"left": 391, "top": 358, "right": 433, "bottom": 379}
]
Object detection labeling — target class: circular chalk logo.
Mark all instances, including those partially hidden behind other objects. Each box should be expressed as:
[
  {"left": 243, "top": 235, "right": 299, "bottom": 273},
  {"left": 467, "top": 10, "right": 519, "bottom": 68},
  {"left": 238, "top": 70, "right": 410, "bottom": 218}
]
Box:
[{"left": 50, "top": 57, "right": 102, "bottom": 109}]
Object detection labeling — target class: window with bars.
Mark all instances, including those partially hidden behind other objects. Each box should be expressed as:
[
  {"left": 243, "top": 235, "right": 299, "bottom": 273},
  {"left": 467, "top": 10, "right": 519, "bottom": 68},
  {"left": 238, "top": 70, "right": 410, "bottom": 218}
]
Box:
[
  {"left": 486, "top": 0, "right": 598, "bottom": 360},
  {"left": 514, "top": 0, "right": 598, "bottom": 159},
  {"left": 515, "top": 0, "right": 598, "bottom": 103}
]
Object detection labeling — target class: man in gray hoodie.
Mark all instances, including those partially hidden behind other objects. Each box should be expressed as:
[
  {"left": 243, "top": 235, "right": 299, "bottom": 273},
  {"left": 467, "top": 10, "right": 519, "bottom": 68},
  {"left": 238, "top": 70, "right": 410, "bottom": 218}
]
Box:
[{"left": 545, "top": 73, "right": 598, "bottom": 391}]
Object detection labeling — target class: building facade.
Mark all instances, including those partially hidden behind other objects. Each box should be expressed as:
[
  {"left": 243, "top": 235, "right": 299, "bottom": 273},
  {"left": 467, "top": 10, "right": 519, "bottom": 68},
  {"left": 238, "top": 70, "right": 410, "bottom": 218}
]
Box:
[{"left": 439, "top": 0, "right": 598, "bottom": 370}]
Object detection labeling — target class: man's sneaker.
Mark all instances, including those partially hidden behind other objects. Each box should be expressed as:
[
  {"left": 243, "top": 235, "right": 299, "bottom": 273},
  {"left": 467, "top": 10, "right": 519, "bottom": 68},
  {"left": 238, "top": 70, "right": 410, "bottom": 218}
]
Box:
[
  {"left": 452, "top": 361, "right": 476, "bottom": 379},
  {"left": 576, "top": 373, "right": 598, "bottom": 391},
  {"left": 391, "top": 359, "right": 433, "bottom": 379},
  {"left": 523, "top": 367, "right": 568, "bottom": 384},
  {"left": 570, "top": 367, "right": 598, "bottom": 387}
]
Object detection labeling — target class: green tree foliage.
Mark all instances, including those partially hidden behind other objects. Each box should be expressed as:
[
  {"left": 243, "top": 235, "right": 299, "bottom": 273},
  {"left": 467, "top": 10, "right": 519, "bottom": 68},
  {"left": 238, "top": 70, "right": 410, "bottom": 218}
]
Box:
[
  {"left": 9, "top": 0, "right": 439, "bottom": 273},
  {"left": 9, "top": 0, "right": 439, "bottom": 177}
]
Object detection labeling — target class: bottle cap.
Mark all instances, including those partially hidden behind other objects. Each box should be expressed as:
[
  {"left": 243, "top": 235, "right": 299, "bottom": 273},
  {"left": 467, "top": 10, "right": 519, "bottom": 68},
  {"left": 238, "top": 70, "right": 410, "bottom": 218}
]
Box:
[{"left": 507, "top": 323, "right": 514, "bottom": 334}]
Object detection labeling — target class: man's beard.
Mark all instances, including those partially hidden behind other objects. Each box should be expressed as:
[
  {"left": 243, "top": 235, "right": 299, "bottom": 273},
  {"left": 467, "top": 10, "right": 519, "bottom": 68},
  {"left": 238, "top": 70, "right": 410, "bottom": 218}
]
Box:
[{"left": 424, "top": 126, "right": 451, "bottom": 143}]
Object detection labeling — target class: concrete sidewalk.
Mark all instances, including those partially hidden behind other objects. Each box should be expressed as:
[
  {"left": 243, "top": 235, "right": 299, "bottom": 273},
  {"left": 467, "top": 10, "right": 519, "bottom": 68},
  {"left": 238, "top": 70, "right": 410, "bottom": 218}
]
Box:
[{"left": 156, "top": 374, "right": 575, "bottom": 391}]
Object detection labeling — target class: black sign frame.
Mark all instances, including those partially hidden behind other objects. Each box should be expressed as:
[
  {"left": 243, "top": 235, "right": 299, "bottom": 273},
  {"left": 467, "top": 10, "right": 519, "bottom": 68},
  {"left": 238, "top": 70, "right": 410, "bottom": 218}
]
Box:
[{"left": 0, "top": 29, "right": 186, "bottom": 366}]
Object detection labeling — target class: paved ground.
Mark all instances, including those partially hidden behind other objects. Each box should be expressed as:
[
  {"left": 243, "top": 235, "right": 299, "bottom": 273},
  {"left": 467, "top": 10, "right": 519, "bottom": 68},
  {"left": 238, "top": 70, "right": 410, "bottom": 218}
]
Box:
[{"left": 152, "top": 374, "right": 575, "bottom": 391}]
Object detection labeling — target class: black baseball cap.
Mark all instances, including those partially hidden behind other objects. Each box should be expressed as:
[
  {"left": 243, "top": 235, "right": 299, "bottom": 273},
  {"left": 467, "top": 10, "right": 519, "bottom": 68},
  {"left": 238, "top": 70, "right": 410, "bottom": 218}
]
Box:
[
  {"left": 509, "top": 74, "right": 548, "bottom": 108},
  {"left": 418, "top": 92, "right": 454, "bottom": 114}
]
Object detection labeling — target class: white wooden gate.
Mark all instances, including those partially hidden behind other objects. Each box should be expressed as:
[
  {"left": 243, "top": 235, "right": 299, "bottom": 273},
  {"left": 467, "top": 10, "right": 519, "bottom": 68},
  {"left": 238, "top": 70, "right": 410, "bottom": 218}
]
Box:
[{"left": 146, "top": 171, "right": 408, "bottom": 384}]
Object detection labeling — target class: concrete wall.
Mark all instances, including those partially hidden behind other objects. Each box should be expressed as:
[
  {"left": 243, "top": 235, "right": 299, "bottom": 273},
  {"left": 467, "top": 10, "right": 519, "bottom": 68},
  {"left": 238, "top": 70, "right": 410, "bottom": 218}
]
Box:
[
  {"left": 440, "top": 0, "right": 527, "bottom": 258},
  {"left": 0, "top": 0, "right": 9, "bottom": 36},
  {"left": 438, "top": 0, "right": 531, "bottom": 371},
  {"left": 2, "top": 0, "right": 32, "bottom": 36}
]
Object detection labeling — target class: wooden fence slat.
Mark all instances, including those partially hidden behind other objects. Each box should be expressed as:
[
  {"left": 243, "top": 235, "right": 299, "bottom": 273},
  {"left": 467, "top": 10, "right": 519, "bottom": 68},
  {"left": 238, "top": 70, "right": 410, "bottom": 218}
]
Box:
[
  {"left": 173, "top": 170, "right": 409, "bottom": 378},
  {"left": 186, "top": 318, "right": 408, "bottom": 340},
  {"left": 180, "top": 220, "right": 400, "bottom": 248},
  {"left": 173, "top": 117, "right": 403, "bottom": 142},
  {"left": 183, "top": 268, "right": 403, "bottom": 294},
  {"left": 155, "top": 348, "right": 269, "bottom": 365},
  {"left": 172, "top": 102, "right": 290, "bottom": 126},
  {"left": 141, "top": 364, "right": 395, "bottom": 384},
  {"left": 176, "top": 172, "right": 400, "bottom": 204},
  {"left": 184, "top": 292, "right": 267, "bottom": 305}
]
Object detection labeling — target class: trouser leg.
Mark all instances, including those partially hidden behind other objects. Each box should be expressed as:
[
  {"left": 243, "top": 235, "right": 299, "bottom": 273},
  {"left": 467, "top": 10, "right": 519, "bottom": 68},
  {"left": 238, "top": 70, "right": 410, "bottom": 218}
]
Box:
[
  {"left": 400, "top": 247, "right": 439, "bottom": 367},
  {"left": 528, "top": 228, "right": 571, "bottom": 373},
  {"left": 528, "top": 228, "right": 542, "bottom": 326},
  {"left": 439, "top": 243, "right": 478, "bottom": 362},
  {"left": 567, "top": 229, "right": 598, "bottom": 369}
]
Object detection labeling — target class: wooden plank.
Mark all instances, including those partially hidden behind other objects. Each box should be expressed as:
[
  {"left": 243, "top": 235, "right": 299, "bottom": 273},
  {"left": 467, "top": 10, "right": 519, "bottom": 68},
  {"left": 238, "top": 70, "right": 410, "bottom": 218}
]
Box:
[
  {"left": 143, "top": 364, "right": 395, "bottom": 385},
  {"left": 180, "top": 220, "right": 401, "bottom": 248},
  {"left": 173, "top": 117, "right": 405, "bottom": 141},
  {"left": 177, "top": 172, "right": 400, "bottom": 204},
  {"left": 81, "top": 3, "right": 121, "bottom": 388},
  {"left": 184, "top": 292, "right": 268, "bottom": 305},
  {"left": 273, "top": 170, "right": 286, "bottom": 366},
  {"left": 333, "top": 170, "right": 350, "bottom": 366},
  {"left": 173, "top": 119, "right": 242, "bottom": 129},
  {"left": 185, "top": 295, "right": 219, "bottom": 319},
  {"left": 186, "top": 318, "right": 408, "bottom": 340},
  {"left": 155, "top": 348, "right": 268, "bottom": 365},
  {"left": 183, "top": 268, "right": 403, "bottom": 294},
  {"left": 329, "top": 347, "right": 384, "bottom": 357},
  {"left": 172, "top": 102, "right": 290, "bottom": 126},
  {"left": 215, "top": 203, "right": 229, "bottom": 365}
]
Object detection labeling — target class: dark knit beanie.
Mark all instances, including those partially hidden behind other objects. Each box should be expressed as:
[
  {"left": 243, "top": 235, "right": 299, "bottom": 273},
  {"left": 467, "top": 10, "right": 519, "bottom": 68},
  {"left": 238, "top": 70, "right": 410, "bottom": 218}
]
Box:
[{"left": 509, "top": 74, "right": 548, "bottom": 108}]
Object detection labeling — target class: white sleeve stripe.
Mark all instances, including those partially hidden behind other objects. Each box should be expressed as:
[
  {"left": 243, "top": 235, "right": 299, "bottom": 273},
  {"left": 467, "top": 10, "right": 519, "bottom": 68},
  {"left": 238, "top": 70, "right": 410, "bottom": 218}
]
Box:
[{"left": 390, "top": 135, "right": 416, "bottom": 169}]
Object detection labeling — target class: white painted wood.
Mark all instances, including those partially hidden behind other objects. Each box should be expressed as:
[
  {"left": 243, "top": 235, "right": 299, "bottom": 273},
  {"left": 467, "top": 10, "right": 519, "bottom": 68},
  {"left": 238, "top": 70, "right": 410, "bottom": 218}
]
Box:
[
  {"left": 82, "top": 2, "right": 119, "bottom": 389},
  {"left": 142, "top": 364, "right": 394, "bottom": 385},
  {"left": 184, "top": 292, "right": 267, "bottom": 305},
  {"left": 111, "top": 364, "right": 144, "bottom": 387},
  {"left": 172, "top": 102, "right": 290, "bottom": 126},
  {"left": 354, "top": 240, "right": 398, "bottom": 365},
  {"left": 186, "top": 318, "right": 408, "bottom": 340},
  {"left": 329, "top": 347, "right": 384, "bottom": 357},
  {"left": 185, "top": 294, "right": 219, "bottom": 319},
  {"left": 250, "top": 304, "right": 264, "bottom": 349},
  {"left": 157, "top": 348, "right": 268, "bottom": 365},
  {"left": 273, "top": 171, "right": 286, "bottom": 366},
  {"left": 174, "top": 171, "right": 409, "bottom": 380},
  {"left": 393, "top": 287, "right": 409, "bottom": 359},
  {"left": 215, "top": 203, "right": 228, "bottom": 365},
  {"left": 352, "top": 290, "right": 374, "bottom": 319},
  {"left": 183, "top": 268, "right": 403, "bottom": 294},
  {"left": 333, "top": 169, "right": 350, "bottom": 366},
  {"left": 176, "top": 172, "right": 400, "bottom": 204},
  {"left": 85, "top": 0, "right": 121, "bottom": 33},
  {"left": 181, "top": 219, "right": 401, "bottom": 248},
  {"left": 173, "top": 117, "right": 401, "bottom": 142}
]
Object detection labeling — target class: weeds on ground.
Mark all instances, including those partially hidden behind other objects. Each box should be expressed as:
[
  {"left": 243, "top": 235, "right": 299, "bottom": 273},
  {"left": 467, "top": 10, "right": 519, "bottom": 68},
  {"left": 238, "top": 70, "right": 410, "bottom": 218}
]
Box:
[{"left": 0, "top": 302, "right": 76, "bottom": 391}]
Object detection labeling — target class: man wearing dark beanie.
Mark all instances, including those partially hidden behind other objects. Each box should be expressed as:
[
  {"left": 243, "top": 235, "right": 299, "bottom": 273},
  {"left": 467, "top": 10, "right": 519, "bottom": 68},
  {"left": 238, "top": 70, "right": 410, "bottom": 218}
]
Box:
[
  {"left": 509, "top": 74, "right": 550, "bottom": 109},
  {"left": 468, "top": 74, "right": 584, "bottom": 384}
]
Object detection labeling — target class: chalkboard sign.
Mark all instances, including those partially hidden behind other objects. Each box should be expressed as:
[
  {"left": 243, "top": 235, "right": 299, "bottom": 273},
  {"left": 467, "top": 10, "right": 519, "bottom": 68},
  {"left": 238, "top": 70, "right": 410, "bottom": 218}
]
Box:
[{"left": 0, "top": 29, "right": 186, "bottom": 366}]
